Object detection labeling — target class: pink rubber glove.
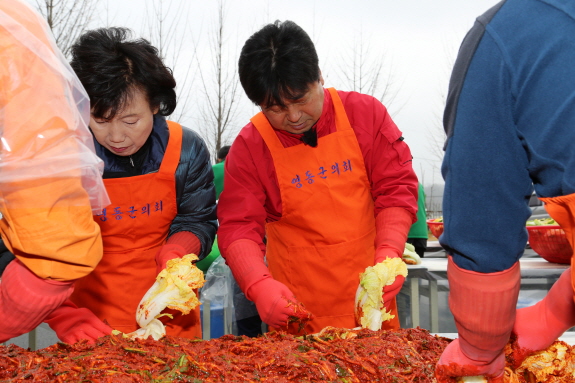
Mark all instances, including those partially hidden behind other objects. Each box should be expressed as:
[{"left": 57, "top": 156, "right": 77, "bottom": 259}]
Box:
[
  {"left": 155, "top": 232, "right": 201, "bottom": 274},
  {"left": 435, "top": 257, "right": 520, "bottom": 383},
  {"left": 438, "top": 339, "right": 506, "bottom": 383},
  {"left": 509, "top": 268, "right": 575, "bottom": 369},
  {"left": 0, "top": 260, "right": 74, "bottom": 342},
  {"left": 374, "top": 207, "right": 412, "bottom": 310},
  {"left": 44, "top": 299, "right": 112, "bottom": 344},
  {"left": 224, "top": 239, "right": 305, "bottom": 328},
  {"left": 247, "top": 277, "right": 299, "bottom": 328}
]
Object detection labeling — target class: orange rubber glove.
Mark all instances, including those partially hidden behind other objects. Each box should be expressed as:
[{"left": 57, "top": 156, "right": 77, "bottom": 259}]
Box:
[
  {"left": 44, "top": 299, "right": 112, "bottom": 344},
  {"left": 155, "top": 231, "right": 201, "bottom": 274},
  {"left": 0, "top": 260, "right": 74, "bottom": 342},
  {"left": 509, "top": 268, "right": 575, "bottom": 369},
  {"left": 224, "top": 239, "right": 301, "bottom": 328},
  {"left": 435, "top": 257, "right": 520, "bottom": 383},
  {"left": 374, "top": 207, "right": 412, "bottom": 311}
]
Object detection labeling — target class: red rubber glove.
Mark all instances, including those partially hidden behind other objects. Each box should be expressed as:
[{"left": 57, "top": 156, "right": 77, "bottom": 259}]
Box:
[
  {"left": 224, "top": 239, "right": 304, "bottom": 328},
  {"left": 509, "top": 268, "right": 575, "bottom": 369},
  {"left": 435, "top": 257, "right": 520, "bottom": 383},
  {"left": 374, "top": 207, "right": 412, "bottom": 311},
  {"left": 247, "top": 277, "right": 299, "bottom": 328},
  {"left": 155, "top": 232, "right": 201, "bottom": 274},
  {"left": 382, "top": 275, "right": 405, "bottom": 312},
  {"left": 155, "top": 244, "right": 186, "bottom": 274},
  {"left": 44, "top": 299, "right": 112, "bottom": 344},
  {"left": 438, "top": 339, "right": 506, "bottom": 383},
  {"left": 0, "top": 260, "right": 73, "bottom": 342}
]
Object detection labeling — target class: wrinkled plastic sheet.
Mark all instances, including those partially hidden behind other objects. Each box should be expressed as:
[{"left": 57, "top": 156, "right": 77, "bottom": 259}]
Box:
[
  {"left": 200, "top": 256, "right": 259, "bottom": 322},
  {"left": 0, "top": 1, "right": 109, "bottom": 211}
]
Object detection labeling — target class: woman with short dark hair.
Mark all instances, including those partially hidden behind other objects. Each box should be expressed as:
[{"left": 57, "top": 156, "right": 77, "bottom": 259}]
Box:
[{"left": 43, "top": 27, "right": 217, "bottom": 343}]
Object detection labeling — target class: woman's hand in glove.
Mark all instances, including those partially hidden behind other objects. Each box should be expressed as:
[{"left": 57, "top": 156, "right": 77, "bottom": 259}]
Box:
[
  {"left": 44, "top": 299, "right": 112, "bottom": 344},
  {"left": 373, "top": 207, "right": 413, "bottom": 310},
  {"left": 155, "top": 244, "right": 186, "bottom": 274}
]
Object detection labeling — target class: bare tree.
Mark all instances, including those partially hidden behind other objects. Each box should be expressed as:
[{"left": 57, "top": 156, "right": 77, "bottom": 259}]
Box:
[
  {"left": 426, "top": 101, "right": 448, "bottom": 166},
  {"left": 195, "top": 0, "right": 242, "bottom": 161},
  {"left": 141, "top": 0, "right": 196, "bottom": 123},
  {"left": 426, "top": 39, "right": 459, "bottom": 169},
  {"left": 332, "top": 29, "right": 403, "bottom": 115},
  {"left": 34, "top": 0, "right": 97, "bottom": 58},
  {"left": 422, "top": 39, "right": 460, "bottom": 219}
]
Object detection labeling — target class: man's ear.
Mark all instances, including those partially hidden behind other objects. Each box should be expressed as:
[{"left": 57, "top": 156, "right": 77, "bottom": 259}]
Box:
[{"left": 319, "top": 70, "right": 324, "bottom": 86}]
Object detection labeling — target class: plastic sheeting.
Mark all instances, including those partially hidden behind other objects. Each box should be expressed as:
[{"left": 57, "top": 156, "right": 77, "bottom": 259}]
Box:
[
  {"left": 0, "top": 0, "right": 109, "bottom": 211},
  {"left": 200, "top": 255, "right": 261, "bottom": 334}
]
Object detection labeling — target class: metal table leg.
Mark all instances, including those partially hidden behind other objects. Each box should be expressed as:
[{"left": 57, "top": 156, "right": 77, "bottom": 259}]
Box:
[
  {"left": 410, "top": 276, "right": 420, "bottom": 328},
  {"left": 29, "top": 328, "right": 37, "bottom": 351},
  {"left": 224, "top": 304, "right": 232, "bottom": 335},
  {"left": 202, "top": 300, "right": 211, "bottom": 340},
  {"left": 429, "top": 279, "right": 439, "bottom": 333}
]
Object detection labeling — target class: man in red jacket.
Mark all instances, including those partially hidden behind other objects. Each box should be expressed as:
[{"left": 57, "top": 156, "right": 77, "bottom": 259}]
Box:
[{"left": 217, "top": 20, "right": 418, "bottom": 334}]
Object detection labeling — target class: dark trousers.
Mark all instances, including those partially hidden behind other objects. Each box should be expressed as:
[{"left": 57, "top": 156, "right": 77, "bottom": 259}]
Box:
[{"left": 236, "top": 315, "right": 263, "bottom": 337}]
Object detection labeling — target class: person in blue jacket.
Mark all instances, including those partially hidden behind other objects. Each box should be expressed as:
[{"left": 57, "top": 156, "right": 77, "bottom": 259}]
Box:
[{"left": 435, "top": 1, "right": 575, "bottom": 381}]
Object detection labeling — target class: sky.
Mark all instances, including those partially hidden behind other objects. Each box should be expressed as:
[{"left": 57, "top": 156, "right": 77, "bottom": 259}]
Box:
[{"left": 29, "top": 0, "right": 502, "bottom": 186}]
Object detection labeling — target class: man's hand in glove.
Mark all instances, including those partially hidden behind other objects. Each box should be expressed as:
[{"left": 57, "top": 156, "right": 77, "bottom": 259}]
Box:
[
  {"left": 224, "top": 239, "right": 312, "bottom": 329},
  {"left": 44, "top": 299, "right": 112, "bottom": 344},
  {"left": 248, "top": 277, "right": 300, "bottom": 329},
  {"left": 373, "top": 207, "right": 412, "bottom": 308},
  {"left": 382, "top": 272, "right": 405, "bottom": 312}
]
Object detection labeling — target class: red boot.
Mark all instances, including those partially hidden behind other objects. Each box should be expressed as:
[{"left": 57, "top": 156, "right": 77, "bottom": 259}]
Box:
[
  {"left": 435, "top": 257, "right": 521, "bottom": 382},
  {"left": 509, "top": 268, "right": 575, "bottom": 369}
]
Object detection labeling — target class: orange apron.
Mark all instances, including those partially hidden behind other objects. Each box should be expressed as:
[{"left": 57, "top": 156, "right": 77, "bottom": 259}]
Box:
[
  {"left": 252, "top": 87, "right": 400, "bottom": 334},
  {"left": 540, "top": 193, "right": 575, "bottom": 293},
  {"left": 71, "top": 121, "right": 201, "bottom": 338}
]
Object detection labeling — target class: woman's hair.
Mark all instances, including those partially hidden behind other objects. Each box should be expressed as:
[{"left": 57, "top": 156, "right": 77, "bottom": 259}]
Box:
[
  {"left": 238, "top": 20, "right": 320, "bottom": 108},
  {"left": 70, "top": 27, "right": 176, "bottom": 119}
]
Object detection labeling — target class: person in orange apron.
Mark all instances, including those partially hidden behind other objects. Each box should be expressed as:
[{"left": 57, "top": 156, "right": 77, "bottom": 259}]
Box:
[
  {"left": 217, "top": 21, "right": 418, "bottom": 335},
  {"left": 43, "top": 27, "right": 217, "bottom": 343},
  {"left": 0, "top": 0, "right": 109, "bottom": 343},
  {"left": 435, "top": 1, "right": 575, "bottom": 381}
]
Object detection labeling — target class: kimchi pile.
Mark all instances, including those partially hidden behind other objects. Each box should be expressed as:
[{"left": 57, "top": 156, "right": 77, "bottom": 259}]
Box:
[
  {"left": 1, "top": 327, "right": 573, "bottom": 382},
  {"left": 0, "top": 327, "right": 447, "bottom": 382}
]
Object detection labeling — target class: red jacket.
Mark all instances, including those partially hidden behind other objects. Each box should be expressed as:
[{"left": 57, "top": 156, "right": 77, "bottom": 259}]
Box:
[{"left": 217, "top": 88, "right": 418, "bottom": 255}]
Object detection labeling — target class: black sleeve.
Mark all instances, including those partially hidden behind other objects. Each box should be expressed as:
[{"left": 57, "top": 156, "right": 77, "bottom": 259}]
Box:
[{"left": 0, "top": 238, "right": 15, "bottom": 277}]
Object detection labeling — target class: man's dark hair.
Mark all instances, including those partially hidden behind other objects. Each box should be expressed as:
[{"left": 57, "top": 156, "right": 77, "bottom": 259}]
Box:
[
  {"left": 217, "top": 146, "right": 231, "bottom": 161},
  {"left": 70, "top": 27, "right": 176, "bottom": 119},
  {"left": 238, "top": 20, "right": 320, "bottom": 108}
]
